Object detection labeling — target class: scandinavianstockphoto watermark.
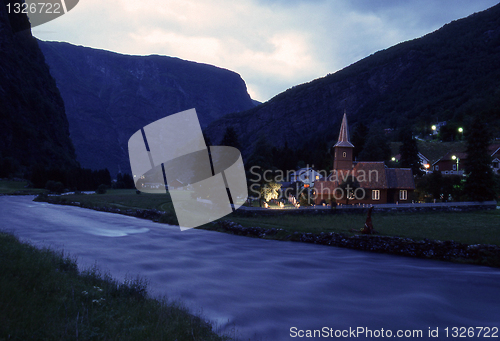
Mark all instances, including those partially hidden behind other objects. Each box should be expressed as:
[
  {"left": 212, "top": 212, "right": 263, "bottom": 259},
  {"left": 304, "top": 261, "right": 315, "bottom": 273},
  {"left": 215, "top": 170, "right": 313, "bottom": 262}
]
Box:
[
  {"left": 128, "top": 109, "right": 248, "bottom": 230},
  {"left": 248, "top": 165, "right": 380, "bottom": 203}
]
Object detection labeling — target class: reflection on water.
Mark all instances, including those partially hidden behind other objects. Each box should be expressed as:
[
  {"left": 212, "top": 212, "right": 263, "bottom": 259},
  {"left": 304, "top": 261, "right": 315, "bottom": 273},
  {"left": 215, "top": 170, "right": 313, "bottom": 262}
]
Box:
[{"left": 1, "top": 196, "right": 499, "bottom": 340}]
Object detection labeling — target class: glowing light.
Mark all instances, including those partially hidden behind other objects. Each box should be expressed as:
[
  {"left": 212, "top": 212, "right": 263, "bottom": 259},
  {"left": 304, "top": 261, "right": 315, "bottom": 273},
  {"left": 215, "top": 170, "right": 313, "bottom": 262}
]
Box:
[
  {"left": 432, "top": 125, "right": 437, "bottom": 131},
  {"left": 424, "top": 164, "right": 430, "bottom": 169},
  {"left": 452, "top": 155, "right": 457, "bottom": 160},
  {"left": 458, "top": 127, "right": 463, "bottom": 133},
  {"left": 391, "top": 157, "right": 396, "bottom": 162}
]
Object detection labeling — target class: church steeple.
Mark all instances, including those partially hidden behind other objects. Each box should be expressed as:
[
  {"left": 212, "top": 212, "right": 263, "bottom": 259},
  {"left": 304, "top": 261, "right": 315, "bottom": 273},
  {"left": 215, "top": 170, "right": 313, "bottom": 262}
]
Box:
[
  {"left": 333, "top": 112, "right": 354, "bottom": 170},
  {"left": 334, "top": 112, "right": 354, "bottom": 148}
]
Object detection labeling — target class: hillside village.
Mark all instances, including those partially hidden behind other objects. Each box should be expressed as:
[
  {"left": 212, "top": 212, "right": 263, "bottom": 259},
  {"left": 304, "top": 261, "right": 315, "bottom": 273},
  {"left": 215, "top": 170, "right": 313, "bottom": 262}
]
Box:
[{"left": 246, "top": 115, "right": 500, "bottom": 208}]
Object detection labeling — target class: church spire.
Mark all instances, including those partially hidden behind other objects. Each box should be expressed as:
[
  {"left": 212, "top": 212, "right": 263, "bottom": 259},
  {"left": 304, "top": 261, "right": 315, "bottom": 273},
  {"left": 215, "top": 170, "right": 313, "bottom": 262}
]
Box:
[{"left": 334, "top": 112, "right": 354, "bottom": 148}]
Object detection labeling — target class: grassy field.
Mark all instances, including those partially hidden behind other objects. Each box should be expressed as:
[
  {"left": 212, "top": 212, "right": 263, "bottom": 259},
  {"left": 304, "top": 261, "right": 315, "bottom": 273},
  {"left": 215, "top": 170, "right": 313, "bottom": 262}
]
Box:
[
  {"left": 0, "top": 180, "right": 44, "bottom": 195},
  {"left": 390, "top": 140, "right": 466, "bottom": 164},
  {"left": 0, "top": 231, "right": 235, "bottom": 341},
  {"left": 226, "top": 210, "right": 500, "bottom": 246},
  {"left": 35, "top": 188, "right": 500, "bottom": 247},
  {"left": 60, "top": 189, "right": 177, "bottom": 211}
]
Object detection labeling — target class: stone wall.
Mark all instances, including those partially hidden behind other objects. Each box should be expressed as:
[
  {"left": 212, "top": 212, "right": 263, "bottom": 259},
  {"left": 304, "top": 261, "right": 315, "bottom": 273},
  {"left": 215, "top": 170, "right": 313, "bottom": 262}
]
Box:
[{"left": 236, "top": 201, "right": 497, "bottom": 217}]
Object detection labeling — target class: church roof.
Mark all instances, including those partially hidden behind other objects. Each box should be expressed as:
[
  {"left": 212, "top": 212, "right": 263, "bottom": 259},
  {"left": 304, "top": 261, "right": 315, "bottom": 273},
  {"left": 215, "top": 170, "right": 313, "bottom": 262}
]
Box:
[
  {"left": 314, "top": 163, "right": 415, "bottom": 192},
  {"left": 334, "top": 113, "right": 354, "bottom": 148},
  {"left": 385, "top": 168, "right": 415, "bottom": 189}
]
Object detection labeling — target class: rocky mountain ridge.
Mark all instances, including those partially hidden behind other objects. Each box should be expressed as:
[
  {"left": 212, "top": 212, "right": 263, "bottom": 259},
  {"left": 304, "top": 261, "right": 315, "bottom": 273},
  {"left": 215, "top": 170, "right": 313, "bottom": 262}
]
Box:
[
  {"left": 38, "top": 40, "right": 255, "bottom": 175},
  {"left": 206, "top": 3, "right": 500, "bottom": 157},
  {"left": 0, "top": 0, "right": 77, "bottom": 176}
]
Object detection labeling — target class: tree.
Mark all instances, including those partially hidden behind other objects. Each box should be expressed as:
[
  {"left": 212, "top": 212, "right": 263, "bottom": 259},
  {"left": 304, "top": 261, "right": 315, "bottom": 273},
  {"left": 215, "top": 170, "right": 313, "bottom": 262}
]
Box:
[
  {"left": 338, "top": 176, "right": 361, "bottom": 205},
  {"left": 115, "top": 173, "right": 135, "bottom": 189},
  {"left": 299, "top": 188, "right": 314, "bottom": 206},
  {"left": 272, "top": 141, "right": 296, "bottom": 172},
  {"left": 246, "top": 136, "right": 275, "bottom": 206},
  {"left": 96, "top": 184, "right": 107, "bottom": 194},
  {"left": 351, "top": 122, "right": 368, "bottom": 160},
  {"left": 45, "top": 180, "right": 64, "bottom": 194},
  {"left": 427, "top": 171, "right": 443, "bottom": 200},
  {"left": 220, "top": 126, "right": 241, "bottom": 150},
  {"left": 399, "top": 127, "right": 423, "bottom": 177},
  {"left": 358, "top": 124, "right": 391, "bottom": 162},
  {"left": 463, "top": 116, "right": 495, "bottom": 201},
  {"left": 261, "top": 182, "right": 281, "bottom": 202}
]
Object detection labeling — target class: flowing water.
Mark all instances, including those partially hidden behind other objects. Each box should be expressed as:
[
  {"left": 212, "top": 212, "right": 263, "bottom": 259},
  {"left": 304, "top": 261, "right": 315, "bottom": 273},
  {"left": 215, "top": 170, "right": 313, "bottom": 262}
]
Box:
[{"left": 1, "top": 196, "right": 499, "bottom": 340}]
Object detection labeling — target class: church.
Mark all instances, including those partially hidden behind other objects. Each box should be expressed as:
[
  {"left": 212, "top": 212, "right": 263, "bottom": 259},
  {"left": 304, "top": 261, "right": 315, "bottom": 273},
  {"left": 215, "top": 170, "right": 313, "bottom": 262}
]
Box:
[{"left": 313, "top": 114, "right": 415, "bottom": 205}]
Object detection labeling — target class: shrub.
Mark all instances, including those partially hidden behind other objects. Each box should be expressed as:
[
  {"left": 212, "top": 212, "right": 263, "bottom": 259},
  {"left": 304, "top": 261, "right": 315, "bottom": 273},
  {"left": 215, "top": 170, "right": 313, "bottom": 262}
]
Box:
[
  {"left": 45, "top": 180, "right": 64, "bottom": 194},
  {"left": 96, "top": 184, "right": 107, "bottom": 194}
]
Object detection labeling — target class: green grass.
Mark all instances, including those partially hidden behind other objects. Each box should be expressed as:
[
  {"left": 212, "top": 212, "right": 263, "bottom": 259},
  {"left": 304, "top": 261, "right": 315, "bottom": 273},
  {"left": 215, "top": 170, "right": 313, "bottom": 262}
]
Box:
[
  {"left": 53, "top": 189, "right": 192, "bottom": 210},
  {"left": 223, "top": 210, "right": 500, "bottom": 246},
  {"left": 61, "top": 189, "right": 172, "bottom": 210},
  {"left": 390, "top": 141, "right": 466, "bottom": 163},
  {"left": 47, "top": 190, "right": 500, "bottom": 247},
  {"left": 0, "top": 231, "right": 234, "bottom": 341},
  {"left": 0, "top": 180, "right": 44, "bottom": 195}
]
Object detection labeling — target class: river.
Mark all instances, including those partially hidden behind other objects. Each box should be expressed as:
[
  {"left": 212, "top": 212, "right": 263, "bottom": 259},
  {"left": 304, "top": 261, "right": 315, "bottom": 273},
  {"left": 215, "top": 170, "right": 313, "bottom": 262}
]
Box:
[{"left": 1, "top": 196, "right": 499, "bottom": 340}]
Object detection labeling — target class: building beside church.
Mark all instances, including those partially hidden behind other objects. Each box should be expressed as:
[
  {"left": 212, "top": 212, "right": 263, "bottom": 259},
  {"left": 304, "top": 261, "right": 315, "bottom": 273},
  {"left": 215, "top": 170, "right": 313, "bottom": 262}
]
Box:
[
  {"left": 431, "top": 144, "right": 500, "bottom": 176},
  {"left": 313, "top": 113, "right": 415, "bottom": 205}
]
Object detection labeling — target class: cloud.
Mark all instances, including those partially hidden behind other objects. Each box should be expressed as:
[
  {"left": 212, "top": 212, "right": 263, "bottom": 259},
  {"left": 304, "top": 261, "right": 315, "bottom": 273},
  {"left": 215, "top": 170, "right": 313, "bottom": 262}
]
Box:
[{"left": 32, "top": 0, "right": 500, "bottom": 101}]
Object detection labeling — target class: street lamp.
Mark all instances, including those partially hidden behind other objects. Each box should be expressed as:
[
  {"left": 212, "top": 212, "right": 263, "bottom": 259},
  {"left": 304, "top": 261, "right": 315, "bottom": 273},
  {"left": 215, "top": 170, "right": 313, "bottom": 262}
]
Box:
[
  {"left": 458, "top": 127, "right": 463, "bottom": 140},
  {"left": 432, "top": 125, "right": 437, "bottom": 131},
  {"left": 451, "top": 155, "right": 460, "bottom": 174}
]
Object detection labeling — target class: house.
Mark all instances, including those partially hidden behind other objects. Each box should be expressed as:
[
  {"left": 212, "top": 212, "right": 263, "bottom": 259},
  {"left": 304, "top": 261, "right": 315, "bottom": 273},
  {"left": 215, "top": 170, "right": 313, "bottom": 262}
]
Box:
[
  {"left": 489, "top": 144, "right": 500, "bottom": 174},
  {"left": 313, "top": 113, "right": 415, "bottom": 205},
  {"left": 289, "top": 167, "right": 324, "bottom": 187},
  {"left": 432, "top": 152, "right": 466, "bottom": 176},
  {"left": 431, "top": 121, "right": 447, "bottom": 135},
  {"left": 392, "top": 152, "right": 431, "bottom": 173},
  {"left": 432, "top": 144, "right": 500, "bottom": 175}
]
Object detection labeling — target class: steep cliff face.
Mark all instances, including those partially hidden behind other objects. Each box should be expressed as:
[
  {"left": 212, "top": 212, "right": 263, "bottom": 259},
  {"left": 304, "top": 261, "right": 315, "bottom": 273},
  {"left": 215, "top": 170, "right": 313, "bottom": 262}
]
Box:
[
  {"left": 38, "top": 40, "right": 255, "bottom": 175},
  {"left": 0, "top": 0, "right": 77, "bottom": 173},
  {"left": 206, "top": 3, "right": 500, "bottom": 156}
]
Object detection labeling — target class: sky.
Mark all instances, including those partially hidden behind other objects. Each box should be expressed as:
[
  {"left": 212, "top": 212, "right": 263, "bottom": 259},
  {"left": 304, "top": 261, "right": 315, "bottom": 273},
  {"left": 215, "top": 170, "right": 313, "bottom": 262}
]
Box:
[{"left": 33, "top": 0, "right": 500, "bottom": 102}]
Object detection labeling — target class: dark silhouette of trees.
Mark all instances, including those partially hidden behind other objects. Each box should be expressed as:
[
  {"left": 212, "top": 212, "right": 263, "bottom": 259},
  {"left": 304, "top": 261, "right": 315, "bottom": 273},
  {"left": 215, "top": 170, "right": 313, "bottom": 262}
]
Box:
[
  {"left": 399, "top": 127, "right": 423, "bottom": 177},
  {"left": 115, "top": 173, "right": 135, "bottom": 189},
  {"left": 220, "top": 126, "right": 241, "bottom": 150},
  {"left": 464, "top": 116, "right": 495, "bottom": 201},
  {"left": 29, "top": 165, "right": 112, "bottom": 191},
  {"left": 246, "top": 136, "right": 275, "bottom": 207},
  {"left": 351, "top": 122, "right": 368, "bottom": 160},
  {"left": 358, "top": 124, "right": 391, "bottom": 162}
]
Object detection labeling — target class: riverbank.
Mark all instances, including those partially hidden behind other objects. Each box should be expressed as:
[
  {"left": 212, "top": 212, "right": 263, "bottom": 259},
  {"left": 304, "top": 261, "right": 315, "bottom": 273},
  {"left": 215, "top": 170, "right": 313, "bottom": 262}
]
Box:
[
  {"left": 207, "top": 220, "right": 500, "bottom": 268},
  {"left": 34, "top": 194, "right": 500, "bottom": 268},
  {"left": 0, "top": 231, "right": 233, "bottom": 340}
]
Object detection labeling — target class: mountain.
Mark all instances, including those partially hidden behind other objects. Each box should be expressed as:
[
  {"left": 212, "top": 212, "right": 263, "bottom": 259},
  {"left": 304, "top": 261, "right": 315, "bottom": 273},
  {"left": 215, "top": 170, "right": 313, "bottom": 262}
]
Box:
[
  {"left": 0, "top": 0, "right": 77, "bottom": 176},
  {"left": 206, "top": 3, "right": 500, "bottom": 157},
  {"left": 38, "top": 41, "right": 255, "bottom": 176}
]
